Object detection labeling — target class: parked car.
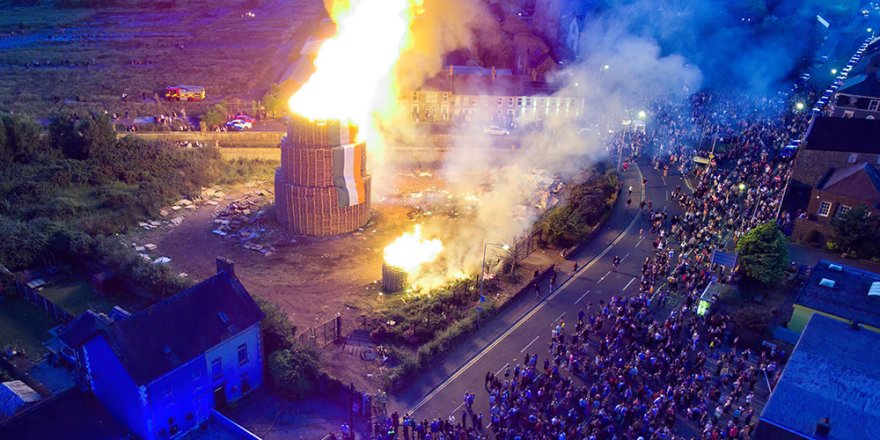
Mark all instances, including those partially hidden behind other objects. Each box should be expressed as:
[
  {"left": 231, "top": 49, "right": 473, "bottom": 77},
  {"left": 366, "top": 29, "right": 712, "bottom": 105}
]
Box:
[
  {"left": 484, "top": 126, "right": 510, "bottom": 136},
  {"left": 233, "top": 114, "right": 256, "bottom": 124},
  {"left": 225, "top": 119, "right": 253, "bottom": 131}
]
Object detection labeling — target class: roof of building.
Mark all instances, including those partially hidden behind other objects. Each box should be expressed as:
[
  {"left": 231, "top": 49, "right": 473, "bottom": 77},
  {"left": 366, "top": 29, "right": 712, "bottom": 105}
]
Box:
[
  {"left": 837, "top": 72, "right": 880, "bottom": 98},
  {"left": 0, "top": 388, "right": 128, "bottom": 439},
  {"left": 804, "top": 117, "right": 880, "bottom": 154},
  {"left": 759, "top": 314, "right": 880, "bottom": 440},
  {"left": 417, "top": 66, "right": 563, "bottom": 97},
  {"left": 819, "top": 162, "right": 880, "bottom": 198},
  {"left": 795, "top": 260, "right": 880, "bottom": 329},
  {"left": 0, "top": 381, "right": 40, "bottom": 418},
  {"left": 58, "top": 309, "right": 110, "bottom": 348},
  {"left": 92, "top": 270, "right": 264, "bottom": 385}
]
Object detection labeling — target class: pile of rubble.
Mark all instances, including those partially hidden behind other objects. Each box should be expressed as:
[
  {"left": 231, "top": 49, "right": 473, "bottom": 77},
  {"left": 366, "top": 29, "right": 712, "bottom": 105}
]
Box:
[
  {"left": 137, "top": 186, "right": 227, "bottom": 231},
  {"left": 211, "top": 189, "right": 276, "bottom": 256}
]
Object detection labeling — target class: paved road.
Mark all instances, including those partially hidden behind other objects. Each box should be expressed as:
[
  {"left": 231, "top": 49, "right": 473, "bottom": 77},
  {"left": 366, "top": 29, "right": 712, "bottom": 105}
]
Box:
[{"left": 390, "top": 160, "right": 693, "bottom": 422}]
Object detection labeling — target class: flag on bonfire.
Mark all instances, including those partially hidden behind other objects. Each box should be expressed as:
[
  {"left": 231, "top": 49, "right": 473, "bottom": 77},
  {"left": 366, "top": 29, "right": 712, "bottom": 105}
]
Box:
[{"left": 332, "top": 143, "right": 366, "bottom": 207}]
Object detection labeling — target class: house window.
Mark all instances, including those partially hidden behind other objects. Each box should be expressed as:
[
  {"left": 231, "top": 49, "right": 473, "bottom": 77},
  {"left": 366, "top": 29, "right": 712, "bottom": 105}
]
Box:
[
  {"left": 497, "top": 97, "right": 503, "bottom": 106},
  {"left": 211, "top": 358, "right": 222, "bottom": 379},
  {"left": 516, "top": 98, "right": 523, "bottom": 106},
  {"left": 442, "top": 92, "right": 449, "bottom": 102},
  {"left": 525, "top": 98, "right": 531, "bottom": 107},
  {"left": 411, "top": 105, "right": 419, "bottom": 120},
  {"left": 169, "top": 418, "right": 179, "bottom": 436},
  {"left": 440, "top": 107, "right": 449, "bottom": 121},
  {"left": 848, "top": 153, "right": 858, "bottom": 163},
  {"left": 426, "top": 92, "right": 438, "bottom": 102},
  {"left": 870, "top": 100, "right": 880, "bottom": 111},
  {"left": 412, "top": 91, "right": 418, "bottom": 101},
  {"left": 508, "top": 98, "right": 514, "bottom": 106},
  {"left": 192, "top": 369, "right": 201, "bottom": 382},
  {"left": 237, "top": 344, "right": 248, "bottom": 366},
  {"left": 836, "top": 205, "right": 852, "bottom": 219},
  {"left": 818, "top": 201, "right": 832, "bottom": 217}
]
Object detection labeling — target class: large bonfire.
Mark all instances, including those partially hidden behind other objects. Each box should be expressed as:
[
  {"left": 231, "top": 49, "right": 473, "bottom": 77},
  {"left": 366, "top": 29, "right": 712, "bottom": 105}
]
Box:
[{"left": 288, "top": 0, "right": 451, "bottom": 290}]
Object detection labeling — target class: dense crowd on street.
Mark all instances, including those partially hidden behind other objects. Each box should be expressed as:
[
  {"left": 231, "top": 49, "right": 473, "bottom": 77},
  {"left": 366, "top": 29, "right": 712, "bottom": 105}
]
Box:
[{"left": 357, "top": 88, "right": 812, "bottom": 440}]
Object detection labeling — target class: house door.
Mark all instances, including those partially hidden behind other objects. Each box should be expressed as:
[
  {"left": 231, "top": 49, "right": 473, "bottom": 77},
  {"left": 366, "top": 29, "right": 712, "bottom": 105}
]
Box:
[{"left": 213, "top": 385, "right": 227, "bottom": 408}]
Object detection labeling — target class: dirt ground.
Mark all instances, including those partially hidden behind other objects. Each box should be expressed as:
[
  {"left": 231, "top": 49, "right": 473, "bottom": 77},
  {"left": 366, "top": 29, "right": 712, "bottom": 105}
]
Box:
[
  {"left": 136, "top": 172, "right": 453, "bottom": 330},
  {"left": 0, "top": 0, "right": 322, "bottom": 116},
  {"left": 134, "top": 166, "right": 563, "bottom": 393}
]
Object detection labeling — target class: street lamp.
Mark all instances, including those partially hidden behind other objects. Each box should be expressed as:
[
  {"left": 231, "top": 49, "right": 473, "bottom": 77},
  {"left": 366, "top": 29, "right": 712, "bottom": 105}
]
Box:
[
  {"left": 831, "top": 68, "right": 838, "bottom": 75},
  {"left": 795, "top": 102, "right": 805, "bottom": 111},
  {"left": 479, "top": 242, "right": 511, "bottom": 303},
  {"left": 637, "top": 110, "right": 647, "bottom": 120}
]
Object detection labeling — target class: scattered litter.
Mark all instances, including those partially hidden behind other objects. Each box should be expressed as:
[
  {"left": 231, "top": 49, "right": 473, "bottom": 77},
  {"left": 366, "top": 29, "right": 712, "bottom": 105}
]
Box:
[
  {"left": 152, "top": 257, "right": 171, "bottom": 265},
  {"left": 144, "top": 243, "right": 157, "bottom": 251}
]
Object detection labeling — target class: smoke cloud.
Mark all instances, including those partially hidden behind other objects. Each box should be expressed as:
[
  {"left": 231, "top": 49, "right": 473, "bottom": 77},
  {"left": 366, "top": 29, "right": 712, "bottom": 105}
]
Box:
[{"left": 369, "top": 0, "right": 827, "bottom": 288}]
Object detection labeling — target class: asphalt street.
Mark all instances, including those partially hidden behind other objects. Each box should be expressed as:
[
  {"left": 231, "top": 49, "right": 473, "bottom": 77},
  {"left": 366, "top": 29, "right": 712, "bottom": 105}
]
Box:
[{"left": 391, "top": 160, "right": 693, "bottom": 423}]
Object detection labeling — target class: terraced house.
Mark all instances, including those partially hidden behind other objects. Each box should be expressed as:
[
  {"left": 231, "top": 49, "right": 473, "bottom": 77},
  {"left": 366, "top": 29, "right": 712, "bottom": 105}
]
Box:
[{"left": 79, "top": 258, "right": 264, "bottom": 439}]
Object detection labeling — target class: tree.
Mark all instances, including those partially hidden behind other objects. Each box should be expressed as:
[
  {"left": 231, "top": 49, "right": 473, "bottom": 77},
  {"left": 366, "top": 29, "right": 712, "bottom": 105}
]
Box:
[
  {"left": 266, "top": 345, "right": 321, "bottom": 398},
  {"left": 200, "top": 102, "right": 228, "bottom": 131},
  {"left": 833, "top": 204, "right": 879, "bottom": 258},
  {"left": 0, "top": 113, "right": 44, "bottom": 164},
  {"left": 49, "top": 111, "right": 116, "bottom": 160},
  {"left": 736, "top": 221, "right": 789, "bottom": 285}
]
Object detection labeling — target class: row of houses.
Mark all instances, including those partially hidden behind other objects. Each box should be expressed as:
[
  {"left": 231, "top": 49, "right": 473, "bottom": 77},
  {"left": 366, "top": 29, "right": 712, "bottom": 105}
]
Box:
[
  {"left": 400, "top": 65, "right": 585, "bottom": 125},
  {"left": 0, "top": 258, "right": 265, "bottom": 440},
  {"left": 753, "top": 260, "right": 880, "bottom": 439}
]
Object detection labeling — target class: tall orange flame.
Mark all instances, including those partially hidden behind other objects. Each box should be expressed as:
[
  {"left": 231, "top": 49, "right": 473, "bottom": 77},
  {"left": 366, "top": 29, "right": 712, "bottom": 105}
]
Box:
[{"left": 288, "top": 0, "right": 419, "bottom": 130}]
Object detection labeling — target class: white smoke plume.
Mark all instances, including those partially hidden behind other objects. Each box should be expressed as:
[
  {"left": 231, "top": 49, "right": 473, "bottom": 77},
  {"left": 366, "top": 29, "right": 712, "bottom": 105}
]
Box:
[{"left": 388, "top": 1, "right": 703, "bottom": 287}]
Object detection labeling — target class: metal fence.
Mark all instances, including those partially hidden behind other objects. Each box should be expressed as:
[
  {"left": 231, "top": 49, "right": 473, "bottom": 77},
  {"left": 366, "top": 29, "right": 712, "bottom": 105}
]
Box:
[{"left": 297, "top": 314, "right": 342, "bottom": 347}]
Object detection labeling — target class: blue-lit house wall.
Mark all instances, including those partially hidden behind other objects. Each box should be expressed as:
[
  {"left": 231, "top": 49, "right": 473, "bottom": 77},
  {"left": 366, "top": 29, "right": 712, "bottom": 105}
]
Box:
[
  {"left": 143, "top": 355, "right": 212, "bottom": 439},
  {"left": 204, "top": 324, "right": 263, "bottom": 404},
  {"left": 82, "top": 325, "right": 262, "bottom": 440},
  {"left": 82, "top": 335, "right": 149, "bottom": 438}
]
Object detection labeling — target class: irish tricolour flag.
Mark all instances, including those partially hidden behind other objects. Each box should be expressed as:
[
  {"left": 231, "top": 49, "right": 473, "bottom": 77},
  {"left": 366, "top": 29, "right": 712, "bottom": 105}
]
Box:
[{"left": 332, "top": 143, "right": 366, "bottom": 207}]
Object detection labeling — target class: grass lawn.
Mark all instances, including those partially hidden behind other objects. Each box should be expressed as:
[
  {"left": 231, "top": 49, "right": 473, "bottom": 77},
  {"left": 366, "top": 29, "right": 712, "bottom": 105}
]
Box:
[
  {"left": 38, "top": 278, "right": 116, "bottom": 316},
  {"left": 0, "top": 296, "right": 57, "bottom": 360}
]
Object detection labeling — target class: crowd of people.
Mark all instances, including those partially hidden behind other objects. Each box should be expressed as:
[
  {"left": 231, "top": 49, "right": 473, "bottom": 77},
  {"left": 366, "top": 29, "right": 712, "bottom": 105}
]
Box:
[{"left": 359, "top": 88, "right": 812, "bottom": 440}]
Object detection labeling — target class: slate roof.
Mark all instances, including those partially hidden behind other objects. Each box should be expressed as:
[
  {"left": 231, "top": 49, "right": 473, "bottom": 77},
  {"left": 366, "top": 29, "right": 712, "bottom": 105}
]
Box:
[
  {"left": 819, "top": 162, "right": 880, "bottom": 197},
  {"left": 58, "top": 310, "right": 110, "bottom": 348},
  {"left": 804, "top": 117, "right": 880, "bottom": 154},
  {"left": 93, "top": 271, "right": 264, "bottom": 385},
  {"left": 795, "top": 260, "right": 880, "bottom": 329},
  {"left": 759, "top": 314, "right": 880, "bottom": 440}
]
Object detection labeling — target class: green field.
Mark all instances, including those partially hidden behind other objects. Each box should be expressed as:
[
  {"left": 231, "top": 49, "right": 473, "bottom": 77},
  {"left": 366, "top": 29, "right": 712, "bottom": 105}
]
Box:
[
  {"left": 0, "top": 0, "right": 322, "bottom": 117},
  {"left": 0, "top": 296, "right": 57, "bottom": 360},
  {"left": 38, "top": 278, "right": 117, "bottom": 316}
]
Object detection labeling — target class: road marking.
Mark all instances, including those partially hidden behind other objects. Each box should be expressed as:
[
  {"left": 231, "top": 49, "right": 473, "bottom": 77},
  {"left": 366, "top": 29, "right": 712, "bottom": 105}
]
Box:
[
  {"left": 620, "top": 252, "right": 630, "bottom": 262},
  {"left": 494, "top": 363, "right": 509, "bottom": 376},
  {"left": 623, "top": 277, "right": 636, "bottom": 291},
  {"left": 450, "top": 402, "right": 464, "bottom": 416},
  {"left": 661, "top": 175, "right": 667, "bottom": 186},
  {"left": 553, "top": 312, "right": 565, "bottom": 324},
  {"left": 598, "top": 270, "right": 611, "bottom": 283},
  {"left": 635, "top": 237, "right": 644, "bottom": 248},
  {"left": 406, "top": 163, "right": 645, "bottom": 415},
  {"left": 574, "top": 290, "right": 591, "bottom": 304},
  {"left": 520, "top": 335, "right": 540, "bottom": 353}
]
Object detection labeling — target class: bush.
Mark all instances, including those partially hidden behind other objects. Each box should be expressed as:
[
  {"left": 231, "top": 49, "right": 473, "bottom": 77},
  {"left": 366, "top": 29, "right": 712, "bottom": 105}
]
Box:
[
  {"left": 736, "top": 221, "right": 789, "bottom": 285},
  {"left": 267, "top": 345, "right": 321, "bottom": 399},
  {"left": 538, "top": 169, "right": 618, "bottom": 248},
  {"left": 49, "top": 111, "right": 116, "bottom": 160},
  {"left": 256, "top": 298, "right": 296, "bottom": 352}
]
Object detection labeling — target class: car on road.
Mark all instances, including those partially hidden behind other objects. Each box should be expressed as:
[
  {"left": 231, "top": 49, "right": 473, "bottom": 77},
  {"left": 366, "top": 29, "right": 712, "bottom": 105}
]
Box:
[
  {"left": 484, "top": 126, "right": 510, "bottom": 136},
  {"left": 232, "top": 114, "right": 256, "bottom": 124},
  {"left": 225, "top": 119, "right": 252, "bottom": 131}
]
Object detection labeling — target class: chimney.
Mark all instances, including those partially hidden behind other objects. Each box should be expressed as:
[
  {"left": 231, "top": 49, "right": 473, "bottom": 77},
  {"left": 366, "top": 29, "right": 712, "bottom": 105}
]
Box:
[
  {"left": 531, "top": 68, "right": 538, "bottom": 81},
  {"left": 216, "top": 257, "right": 235, "bottom": 277},
  {"left": 448, "top": 65, "right": 454, "bottom": 77},
  {"left": 815, "top": 417, "right": 831, "bottom": 437},
  {"left": 491, "top": 66, "right": 497, "bottom": 80}
]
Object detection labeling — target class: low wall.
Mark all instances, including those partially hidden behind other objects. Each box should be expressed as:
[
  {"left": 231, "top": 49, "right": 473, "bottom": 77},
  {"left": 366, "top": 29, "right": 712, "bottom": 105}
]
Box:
[{"left": 119, "top": 131, "right": 286, "bottom": 147}]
